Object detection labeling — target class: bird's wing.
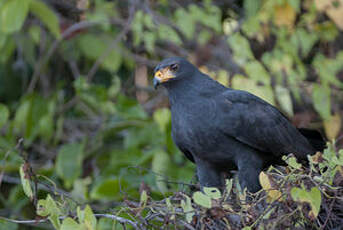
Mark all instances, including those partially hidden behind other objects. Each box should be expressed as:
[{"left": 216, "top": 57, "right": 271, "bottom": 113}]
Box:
[{"left": 216, "top": 90, "right": 314, "bottom": 158}]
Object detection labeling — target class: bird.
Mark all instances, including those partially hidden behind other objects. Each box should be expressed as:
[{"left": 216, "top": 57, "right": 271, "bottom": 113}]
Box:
[{"left": 153, "top": 57, "right": 326, "bottom": 192}]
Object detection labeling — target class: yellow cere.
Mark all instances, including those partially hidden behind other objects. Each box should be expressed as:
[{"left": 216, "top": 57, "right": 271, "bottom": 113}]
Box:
[{"left": 154, "top": 67, "right": 175, "bottom": 82}]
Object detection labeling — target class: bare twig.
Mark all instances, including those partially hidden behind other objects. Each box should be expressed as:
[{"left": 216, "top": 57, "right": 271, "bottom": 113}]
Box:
[
  {"left": 0, "top": 216, "right": 50, "bottom": 224},
  {"left": 94, "top": 214, "right": 141, "bottom": 229},
  {"left": 0, "top": 213, "right": 140, "bottom": 229}
]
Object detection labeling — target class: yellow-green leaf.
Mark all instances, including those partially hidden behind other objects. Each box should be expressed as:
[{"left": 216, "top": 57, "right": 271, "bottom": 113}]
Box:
[
  {"left": 192, "top": 191, "right": 212, "bottom": 208},
  {"left": 274, "top": 2, "right": 296, "bottom": 28},
  {"left": 19, "top": 164, "right": 33, "bottom": 200},
  {"left": 181, "top": 195, "right": 194, "bottom": 223},
  {"left": 312, "top": 84, "right": 331, "bottom": 120},
  {"left": 203, "top": 187, "right": 221, "bottom": 199},
  {"left": 61, "top": 218, "right": 82, "bottom": 230},
  {"left": 259, "top": 172, "right": 282, "bottom": 203},
  {"left": 56, "top": 142, "right": 84, "bottom": 188},
  {"left": 283, "top": 156, "right": 302, "bottom": 170},
  {"left": 324, "top": 113, "right": 341, "bottom": 140},
  {"left": 275, "top": 85, "right": 293, "bottom": 117},
  {"left": 90, "top": 178, "right": 127, "bottom": 200},
  {"left": 291, "top": 187, "right": 322, "bottom": 219},
  {"left": 140, "top": 190, "right": 148, "bottom": 207},
  {"left": 36, "top": 199, "right": 49, "bottom": 217},
  {"left": 83, "top": 205, "right": 97, "bottom": 230},
  {"left": 0, "top": 0, "right": 30, "bottom": 34},
  {"left": 29, "top": 0, "right": 60, "bottom": 38},
  {"left": 152, "top": 149, "right": 170, "bottom": 193}
]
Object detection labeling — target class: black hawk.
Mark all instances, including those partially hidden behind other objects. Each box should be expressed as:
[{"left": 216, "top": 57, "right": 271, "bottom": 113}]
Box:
[{"left": 153, "top": 57, "right": 325, "bottom": 192}]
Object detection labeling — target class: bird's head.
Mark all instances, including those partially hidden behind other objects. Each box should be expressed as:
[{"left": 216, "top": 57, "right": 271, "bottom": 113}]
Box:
[{"left": 153, "top": 57, "right": 196, "bottom": 89}]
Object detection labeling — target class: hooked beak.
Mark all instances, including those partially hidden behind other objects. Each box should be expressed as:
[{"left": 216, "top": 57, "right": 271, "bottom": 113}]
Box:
[
  {"left": 153, "top": 77, "right": 161, "bottom": 89},
  {"left": 153, "top": 68, "right": 175, "bottom": 90}
]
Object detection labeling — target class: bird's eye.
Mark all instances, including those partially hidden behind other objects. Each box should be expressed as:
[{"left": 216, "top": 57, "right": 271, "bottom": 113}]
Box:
[{"left": 170, "top": 63, "right": 179, "bottom": 72}]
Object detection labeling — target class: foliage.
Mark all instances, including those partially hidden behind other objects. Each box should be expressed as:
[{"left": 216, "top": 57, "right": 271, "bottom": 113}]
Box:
[
  {"left": 0, "top": 0, "right": 342, "bottom": 229},
  {"left": 17, "top": 143, "right": 343, "bottom": 229}
]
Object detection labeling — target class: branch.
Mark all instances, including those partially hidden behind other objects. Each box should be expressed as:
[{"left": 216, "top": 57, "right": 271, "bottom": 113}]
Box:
[
  {"left": 94, "top": 214, "right": 141, "bottom": 229},
  {"left": 0, "top": 214, "right": 141, "bottom": 229}
]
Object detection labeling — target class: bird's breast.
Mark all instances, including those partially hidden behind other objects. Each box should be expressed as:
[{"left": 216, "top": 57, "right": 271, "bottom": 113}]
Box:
[{"left": 170, "top": 102, "right": 225, "bottom": 156}]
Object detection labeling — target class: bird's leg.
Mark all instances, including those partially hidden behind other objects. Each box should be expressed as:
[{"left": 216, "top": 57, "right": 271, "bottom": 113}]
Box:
[
  {"left": 236, "top": 155, "right": 263, "bottom": 193},
  {"left": 194, "top": 158, "right": 224, "bottom": 191}
]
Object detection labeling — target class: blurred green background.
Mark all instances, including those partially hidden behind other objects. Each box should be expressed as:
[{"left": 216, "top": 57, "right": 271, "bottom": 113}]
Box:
[{"left": 0, "top": 0, "right": 342, "bottom": 228}]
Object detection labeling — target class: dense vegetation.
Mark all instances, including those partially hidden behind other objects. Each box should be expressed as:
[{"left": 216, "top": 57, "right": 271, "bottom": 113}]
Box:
[{"left": 0, "top": 0, "right": 342, "bottom": 229}]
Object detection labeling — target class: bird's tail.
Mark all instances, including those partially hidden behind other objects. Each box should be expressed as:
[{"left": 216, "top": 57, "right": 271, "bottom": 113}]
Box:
[{"left": 297, "top": 128, "right": 326, "bottom": 152}]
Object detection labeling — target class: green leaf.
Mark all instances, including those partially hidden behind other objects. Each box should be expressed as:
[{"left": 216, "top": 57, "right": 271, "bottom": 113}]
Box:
[
  {"left": 61, "top": 218, "right": 82, "bottom": 230},
  {"left": 78, "top": 34, "right": 122, "bottom": 72},
  {"left": 232, "top": 75, "right": 275, "bottom": 105},
  {"left": 140, "top": 190, "right": 148, "bottom": 207},
  {"left": 143, "top": 31, "right": 156, "bottom": 53},
  {"left": 0, "top": 103, "right": 9, "bottom": 129},
  {"left": 97, "top": 218, "right": 115, "bottom": 230},
  {"left": 244, "top": 0, "right": 261, "bottom": 18},
  {"left": 312, "top": 84, "right": 331, "bottom": 120},
  {"left": 275, "top": 85, "right": 293, "bottom": 117},
  {"left": 291, "top": 28, "right": 318, "bottom": 58},
  {"left": 19, "top": 164, "right": 33, "bottom": 200},
  {"left": 90, "top": 178, "right": 127, "bottom": 200},
  {"left": 29, "top": 0, "right": 60, "bottom": 38},
  {"left": 227, "top": 33, "right": 254, "bottom": 65},
  {"left": 283, "top": 156, "right": 302, "bottom": 170},
  {"left": 158, "top": 24, "right": 181, "bottom": 45},
  {"left": 37, "top": 195, "right": 62, "bottom": 229},
  {"left": 0, "top": 219, "right": 18, "bottom": 230},
  {"left": 13, "top": 97, "right": 33, "bottom": 139},
  {"left": 0, "top": 35, "right": 15, "bottom": 62},
  {"left": 77, "top": 205, "right": 97, "bottom": 230},
  {"left": 203, "top": 187, "right": 221, "bottom": 199},
  {"left": 312, "top": 53, "right": 343, "bottom": 87},
  {"left": 56, "top": 142, "right": 84, "bottom": 188},
  {"left": 0, "top": 0, "right": 30, "bottom": 34},
  {"left": 36, "top": 199, "right": 49, "bottom": 217},
  {"left": 192, "top": 191, "right": 212, "bottom": 208},
  {"left": 38, "top": 114, "right": 54, "bottom": 142},
  {"left": 152, "top": 149, "right": 170, "bottom": 193},
  {"left": 244, "top": 61, "right": 270, "bottom": 85},
  {"left": 175, "top": 8, "right": 195, "bottom": 39}
]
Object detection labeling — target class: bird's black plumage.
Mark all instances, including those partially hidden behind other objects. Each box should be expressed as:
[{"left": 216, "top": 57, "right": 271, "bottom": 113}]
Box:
[{"left": 153, "top": 57, "right": 325, "bottom": 192}]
